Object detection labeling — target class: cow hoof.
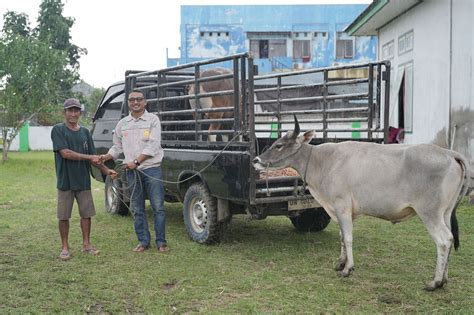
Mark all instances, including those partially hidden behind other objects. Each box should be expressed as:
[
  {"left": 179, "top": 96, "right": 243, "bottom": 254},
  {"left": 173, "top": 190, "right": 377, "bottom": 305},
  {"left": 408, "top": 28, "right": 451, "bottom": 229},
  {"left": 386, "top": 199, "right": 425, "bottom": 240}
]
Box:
[
  {"left": 424, "top": 280, "right": 445, "bottom": 291},
  {"left": 338, "top": 268, "right": 354, "bottom": 278},
  {"left": 335, "top": 262, "right": 345, "bottom": 271}
]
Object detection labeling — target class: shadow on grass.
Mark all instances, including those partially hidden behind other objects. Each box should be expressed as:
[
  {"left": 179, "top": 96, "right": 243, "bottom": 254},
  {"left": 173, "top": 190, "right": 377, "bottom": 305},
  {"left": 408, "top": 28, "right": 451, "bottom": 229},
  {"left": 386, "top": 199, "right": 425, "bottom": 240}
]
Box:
[{"left": 156, "top": 201, "right": 337, "bottom": 241}]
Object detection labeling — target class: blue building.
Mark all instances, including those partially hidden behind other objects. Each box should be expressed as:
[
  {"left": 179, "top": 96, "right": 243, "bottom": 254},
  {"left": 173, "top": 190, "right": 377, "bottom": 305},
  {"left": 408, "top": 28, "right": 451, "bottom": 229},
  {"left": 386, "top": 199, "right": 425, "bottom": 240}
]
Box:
[{"left": 167, "top": 4, "right": 377, "bottom": 73}]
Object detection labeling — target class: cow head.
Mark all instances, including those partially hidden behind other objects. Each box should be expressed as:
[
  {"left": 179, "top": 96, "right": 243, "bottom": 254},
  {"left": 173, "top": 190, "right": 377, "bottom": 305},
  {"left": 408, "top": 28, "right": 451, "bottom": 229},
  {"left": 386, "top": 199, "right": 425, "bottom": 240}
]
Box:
[{"left": 253, "top": 115, "right": 314, "bottom": 171}]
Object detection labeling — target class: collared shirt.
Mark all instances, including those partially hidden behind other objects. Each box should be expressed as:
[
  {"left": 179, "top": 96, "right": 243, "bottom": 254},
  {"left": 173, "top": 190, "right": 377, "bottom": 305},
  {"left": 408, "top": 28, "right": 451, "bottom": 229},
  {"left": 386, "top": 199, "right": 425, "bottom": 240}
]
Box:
[{"left": 108, "top": 110, "right": 164, "bottom": 169}]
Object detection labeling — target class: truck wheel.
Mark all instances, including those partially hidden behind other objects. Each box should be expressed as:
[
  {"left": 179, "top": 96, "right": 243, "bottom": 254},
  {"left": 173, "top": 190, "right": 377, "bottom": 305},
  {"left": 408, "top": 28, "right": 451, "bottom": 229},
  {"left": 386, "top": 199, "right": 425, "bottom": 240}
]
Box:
[
  {"left": 183, "top": 183, "right": 222, "bottom": 244},
  {"left": 290, "top": 208, "right": 330, "bottom": 232},
  {"left": 104, "top": 176, "right": 129, "bottom": 216}
]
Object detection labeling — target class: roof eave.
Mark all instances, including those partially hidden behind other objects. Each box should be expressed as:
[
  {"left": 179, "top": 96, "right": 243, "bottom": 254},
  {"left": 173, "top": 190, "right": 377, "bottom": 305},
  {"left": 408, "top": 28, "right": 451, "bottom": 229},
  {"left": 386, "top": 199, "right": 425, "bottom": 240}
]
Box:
[{"left": 345, "top": 0, "right": 389, "bottom": 36}]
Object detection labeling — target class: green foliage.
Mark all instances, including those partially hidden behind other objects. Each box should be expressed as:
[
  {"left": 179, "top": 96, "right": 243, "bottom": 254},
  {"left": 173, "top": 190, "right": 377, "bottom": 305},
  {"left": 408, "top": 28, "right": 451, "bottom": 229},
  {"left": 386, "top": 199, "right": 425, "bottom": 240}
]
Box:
[
  {"left": 36, "top": 0, "right": 87, "bottom": 90},
  {"left": 88, "top": 87, "right": 106, "bottom": 111},
  {"left": 2, "top": 11, "right": 30, "bottom": 37},
  {"left": 1, "top": 151, "right": 473, "bottom": 313},
  {"left": 0, "top": 33, "right": 64, "bottom": 160},
  {"left": 0, "top": 0, "right": 86, "bottom": 161}
]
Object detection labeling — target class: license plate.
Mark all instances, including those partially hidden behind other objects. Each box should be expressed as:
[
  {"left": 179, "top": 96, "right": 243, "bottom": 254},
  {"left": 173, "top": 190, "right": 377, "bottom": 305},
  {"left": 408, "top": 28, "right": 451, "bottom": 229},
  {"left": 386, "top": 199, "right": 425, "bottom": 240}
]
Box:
[{"left": 288, "top": 198, "right": 320, "bottom": 211}]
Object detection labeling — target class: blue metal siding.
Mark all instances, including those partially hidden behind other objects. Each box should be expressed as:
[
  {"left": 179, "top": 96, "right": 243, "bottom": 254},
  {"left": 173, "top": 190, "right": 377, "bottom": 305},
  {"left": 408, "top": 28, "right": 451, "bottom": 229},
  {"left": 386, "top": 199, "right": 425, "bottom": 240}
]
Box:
[{"left": 169, "top": 5, "right": 377, "bottom": 71}]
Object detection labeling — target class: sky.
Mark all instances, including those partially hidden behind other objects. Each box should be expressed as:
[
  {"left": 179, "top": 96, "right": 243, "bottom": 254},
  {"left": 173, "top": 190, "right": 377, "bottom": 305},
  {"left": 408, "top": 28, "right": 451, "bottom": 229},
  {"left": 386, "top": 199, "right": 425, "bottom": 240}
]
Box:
[{"left": 0, "top": 0, "right": 371, "bottom": 89}]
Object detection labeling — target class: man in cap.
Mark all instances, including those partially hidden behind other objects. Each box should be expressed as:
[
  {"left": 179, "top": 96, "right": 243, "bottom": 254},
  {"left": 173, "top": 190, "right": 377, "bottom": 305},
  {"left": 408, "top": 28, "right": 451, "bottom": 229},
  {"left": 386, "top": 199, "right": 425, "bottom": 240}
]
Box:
[{"left": 51, "top": 98, "right": 117, "bottom": 260}]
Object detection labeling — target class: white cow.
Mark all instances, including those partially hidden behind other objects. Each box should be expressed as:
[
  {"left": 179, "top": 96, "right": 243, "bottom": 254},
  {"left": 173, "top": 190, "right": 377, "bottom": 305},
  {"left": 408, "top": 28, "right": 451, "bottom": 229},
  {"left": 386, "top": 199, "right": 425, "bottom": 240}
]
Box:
[{"left": 253, "top": 116, "right": 470, "bottom": 291}]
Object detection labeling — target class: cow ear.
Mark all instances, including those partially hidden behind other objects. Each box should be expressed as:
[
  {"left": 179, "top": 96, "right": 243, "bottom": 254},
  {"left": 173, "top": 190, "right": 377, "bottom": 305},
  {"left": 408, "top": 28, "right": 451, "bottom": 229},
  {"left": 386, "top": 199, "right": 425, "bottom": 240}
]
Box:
[{"left": 298, "top": 130, "right": 315, "bottom": 144}]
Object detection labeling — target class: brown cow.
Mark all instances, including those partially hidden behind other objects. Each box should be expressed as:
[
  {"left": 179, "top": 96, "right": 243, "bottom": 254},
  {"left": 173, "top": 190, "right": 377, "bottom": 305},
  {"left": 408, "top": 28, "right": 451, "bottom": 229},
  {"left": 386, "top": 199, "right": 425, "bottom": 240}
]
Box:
[{"left": 188, "top": 68, "right": 234, "bottom": 141}]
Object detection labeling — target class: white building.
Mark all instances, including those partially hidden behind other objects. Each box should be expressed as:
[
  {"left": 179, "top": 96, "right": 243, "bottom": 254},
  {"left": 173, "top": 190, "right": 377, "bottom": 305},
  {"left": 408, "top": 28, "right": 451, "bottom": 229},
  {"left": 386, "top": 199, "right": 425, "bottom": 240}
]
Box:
[{"left": 346, "top": 0, "right": 473, "bottom": 160}]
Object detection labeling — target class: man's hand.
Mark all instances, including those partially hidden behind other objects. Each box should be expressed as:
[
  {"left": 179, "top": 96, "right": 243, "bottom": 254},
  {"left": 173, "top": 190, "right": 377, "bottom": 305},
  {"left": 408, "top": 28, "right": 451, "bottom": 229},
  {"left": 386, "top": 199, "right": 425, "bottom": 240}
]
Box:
[
  {"left": 99, "top": 154, "right": 111, "bottom": 163},
  {"left": 126, "top": 161, "right": 138, "bottom": 170},
  {"left": 90, "top": 155, "right": 101, "bottom": 164},
  {"left": 107, "top": 169, "right": 119, "bottom": 180}
]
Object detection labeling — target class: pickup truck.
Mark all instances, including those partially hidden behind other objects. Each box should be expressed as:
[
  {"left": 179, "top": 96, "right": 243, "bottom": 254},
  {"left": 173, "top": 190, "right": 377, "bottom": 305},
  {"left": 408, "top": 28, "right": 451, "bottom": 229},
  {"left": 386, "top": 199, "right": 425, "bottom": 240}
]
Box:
[{"left": 90, "top": 53, "right": 391, "bottom": 244}]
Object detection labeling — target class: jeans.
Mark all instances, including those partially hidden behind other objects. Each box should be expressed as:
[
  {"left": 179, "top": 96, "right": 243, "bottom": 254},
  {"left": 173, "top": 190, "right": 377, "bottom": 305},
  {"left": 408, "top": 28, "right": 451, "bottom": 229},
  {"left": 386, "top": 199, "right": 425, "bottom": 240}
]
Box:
[{"left": 127, "top": 166, "right": 166, "bottom": 247}]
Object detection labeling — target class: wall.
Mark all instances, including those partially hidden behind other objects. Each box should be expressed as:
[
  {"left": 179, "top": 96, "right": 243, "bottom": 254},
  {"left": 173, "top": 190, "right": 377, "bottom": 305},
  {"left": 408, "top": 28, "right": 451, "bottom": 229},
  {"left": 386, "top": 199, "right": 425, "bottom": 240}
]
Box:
[
  {"left": 170, "top": 5, "right": 377, "bottom": 72},
  {"left": 378, "top": 0, "right": 473, "bottom": 160},
  {"left": 449, "top": 0, "right": 474, "bottom": 160},
  {"left": 8, "top": 126, "right": 54, "bottom": 151}
]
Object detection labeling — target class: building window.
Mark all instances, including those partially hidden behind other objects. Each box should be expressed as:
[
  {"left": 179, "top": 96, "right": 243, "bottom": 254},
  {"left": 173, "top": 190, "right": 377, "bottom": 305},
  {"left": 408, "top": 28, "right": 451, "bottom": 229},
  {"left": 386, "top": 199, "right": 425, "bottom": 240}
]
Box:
[
  {"left": 398, "top": 30, "right": 414, "bottom": 56},
  {"left": 293, "top": 40, "right": 311, "bottom": 60},
  {"left": 336, "top": 32, "right": 354, "bottom": 59},
  {"left": 382, "top": 40, "right": 394, "bottom": 60},
  {"left": 250, "top": 39, "right": 287, "bottom": 59},
  {"left": 200, "top": 31, "right": 230, "bottom": 38},
  {"left": 314, "top": 31, "right": 328, "bottom": 39},
  {"left": 293, "top": 32, "right": 310, "bottom": 39}
]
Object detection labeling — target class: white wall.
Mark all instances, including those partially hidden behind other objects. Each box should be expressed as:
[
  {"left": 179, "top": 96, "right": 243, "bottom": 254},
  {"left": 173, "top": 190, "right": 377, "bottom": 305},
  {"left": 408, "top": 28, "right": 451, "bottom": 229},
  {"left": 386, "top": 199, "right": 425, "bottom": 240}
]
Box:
[
  {"left": 29, "top": 126, "right": 54, "bottom": 150},
  {"left": 450, "top": 0, "right": 474, "bottom": 159},
  {"left": 8, "top": 126, "right": 54, "bottom": 151},
  {"left": 378, "top": 0, "right": 473, "bottom": 159}
]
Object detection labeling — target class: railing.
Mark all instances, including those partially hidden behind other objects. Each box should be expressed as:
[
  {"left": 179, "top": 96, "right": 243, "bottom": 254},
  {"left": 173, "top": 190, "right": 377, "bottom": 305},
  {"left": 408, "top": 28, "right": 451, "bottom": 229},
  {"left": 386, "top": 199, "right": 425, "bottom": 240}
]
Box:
[
  {"left": 270, "top": 56, "right": 292, "bottom": 71},
  {"left": 125, "top": 53, "right": 250, "bottom": 149},
  {"left": 253, "top": 60, "right": 391, "bottom": 143}
]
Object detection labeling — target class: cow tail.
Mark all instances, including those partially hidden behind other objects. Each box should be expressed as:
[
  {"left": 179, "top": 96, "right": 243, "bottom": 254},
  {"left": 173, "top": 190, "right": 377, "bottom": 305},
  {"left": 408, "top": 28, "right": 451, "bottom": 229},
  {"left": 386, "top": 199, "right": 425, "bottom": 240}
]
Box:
[
  {"left": 451, "top": 209, "right": 459, "bottom": 250},
  {"left": 450, "top": 151, "right": 471, "bottom": 251}
]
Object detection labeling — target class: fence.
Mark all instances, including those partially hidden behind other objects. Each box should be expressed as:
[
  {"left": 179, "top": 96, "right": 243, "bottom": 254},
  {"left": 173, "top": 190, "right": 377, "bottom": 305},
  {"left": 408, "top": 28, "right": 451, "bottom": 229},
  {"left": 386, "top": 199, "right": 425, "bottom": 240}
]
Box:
[{"left": 3, "top": 124, "right": 54, "bottom": 151}]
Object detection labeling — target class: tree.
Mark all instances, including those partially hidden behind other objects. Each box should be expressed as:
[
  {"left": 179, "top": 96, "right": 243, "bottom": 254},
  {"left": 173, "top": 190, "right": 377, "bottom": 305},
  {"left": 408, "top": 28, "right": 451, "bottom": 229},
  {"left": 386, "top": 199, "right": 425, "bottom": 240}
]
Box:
[
  {"left": 36, "top": 0, "right": 87, "bottom": 94},
  {"left": 0, "top": 1, "right": 85, "bottom": 162},
  {"left": 0, "top": 29, "right": 64, "bottom": 161},
  {"left": 2, "top": 11, "right": 30, "bottom": 37},
  {"left": 86, "top": 87, "right": 106, "bottom": 113}
]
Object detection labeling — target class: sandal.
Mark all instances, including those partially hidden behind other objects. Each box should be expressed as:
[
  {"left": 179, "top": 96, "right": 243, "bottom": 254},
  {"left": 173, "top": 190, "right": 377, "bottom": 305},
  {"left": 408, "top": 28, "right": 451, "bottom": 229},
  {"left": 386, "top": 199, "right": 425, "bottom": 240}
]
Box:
[
  {"left": 59, "top": 250, "right": 71, "bottom": 260},
  {"left": 158, "top": 245, "right": 170, "bottom": 253},
  {"left": 82, "top": 247, "right": 100, "bottom": 256},
  {"left": 132, "top": 244, "right": 149, "bottom": 252}
]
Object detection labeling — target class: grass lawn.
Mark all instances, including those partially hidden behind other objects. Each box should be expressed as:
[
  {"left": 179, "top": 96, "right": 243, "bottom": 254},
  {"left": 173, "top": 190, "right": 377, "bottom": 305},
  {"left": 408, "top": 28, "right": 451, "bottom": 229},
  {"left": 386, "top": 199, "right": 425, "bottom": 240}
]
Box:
[{"left": 1, "top": 151, "right": 473, "bottom": 313}]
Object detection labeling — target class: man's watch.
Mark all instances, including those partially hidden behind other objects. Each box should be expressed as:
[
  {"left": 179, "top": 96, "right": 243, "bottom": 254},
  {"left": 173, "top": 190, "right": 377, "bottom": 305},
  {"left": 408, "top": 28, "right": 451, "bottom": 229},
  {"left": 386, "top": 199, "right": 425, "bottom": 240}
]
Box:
[{"left": 133, "top": 159, "right": 140, "bottom": 166}]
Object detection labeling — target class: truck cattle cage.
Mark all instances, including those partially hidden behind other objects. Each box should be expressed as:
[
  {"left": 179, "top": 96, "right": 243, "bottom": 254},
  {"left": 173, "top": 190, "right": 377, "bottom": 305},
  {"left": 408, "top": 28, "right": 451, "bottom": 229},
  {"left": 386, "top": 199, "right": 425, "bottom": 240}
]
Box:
[{"left": 91, "top": 53, "right": 391, "bottom": 243}]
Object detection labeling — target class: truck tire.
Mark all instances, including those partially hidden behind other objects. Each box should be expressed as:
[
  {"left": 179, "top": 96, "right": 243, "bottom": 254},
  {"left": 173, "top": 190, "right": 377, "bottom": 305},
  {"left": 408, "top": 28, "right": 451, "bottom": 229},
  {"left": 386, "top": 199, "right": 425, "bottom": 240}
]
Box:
[
  {"left": 290, "top": 208, "right": 330, "bottom": 232},
  {"left": 183, "top": 183, "right": 222, "bottom": 244},
  {"left": 104, "top": 176, "right": 129, "bottom": 216}
]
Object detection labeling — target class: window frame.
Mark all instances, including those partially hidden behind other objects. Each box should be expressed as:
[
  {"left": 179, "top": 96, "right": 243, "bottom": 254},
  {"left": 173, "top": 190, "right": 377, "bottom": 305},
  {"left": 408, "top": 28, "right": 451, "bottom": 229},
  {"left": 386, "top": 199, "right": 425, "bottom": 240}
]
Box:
[
  {"left": 335, "top": 32, "right": 354, "bottom": 59},
  {"left": 394, "top": 61, "right": 414, "bottom": 132},
  {"left": 293, "top": 39, "right": 311, "bottom": 60}
]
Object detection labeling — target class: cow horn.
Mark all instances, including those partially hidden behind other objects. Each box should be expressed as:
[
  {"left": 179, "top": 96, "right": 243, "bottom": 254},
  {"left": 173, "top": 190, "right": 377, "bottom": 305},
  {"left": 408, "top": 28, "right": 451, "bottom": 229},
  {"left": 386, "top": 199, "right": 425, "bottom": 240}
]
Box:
[{"left": 293, "top": 114, "right": 300, "bottom": 138}]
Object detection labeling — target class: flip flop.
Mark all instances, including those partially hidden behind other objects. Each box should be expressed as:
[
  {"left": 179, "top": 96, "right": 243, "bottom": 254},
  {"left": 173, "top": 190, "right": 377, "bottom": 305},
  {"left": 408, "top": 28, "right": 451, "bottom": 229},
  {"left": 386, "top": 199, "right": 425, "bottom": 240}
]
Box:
[
  {"left": 82, "top": 247, "right": 100, "bottom": 256},
  {"left": 158, "top": 245, "right": 170, "bottom": 253},
  {"left": 132, "top": 244, "right": 149, "bottom": 252},
  {"left": 59, "top": 250, "right": 70, "bottom": 260}
]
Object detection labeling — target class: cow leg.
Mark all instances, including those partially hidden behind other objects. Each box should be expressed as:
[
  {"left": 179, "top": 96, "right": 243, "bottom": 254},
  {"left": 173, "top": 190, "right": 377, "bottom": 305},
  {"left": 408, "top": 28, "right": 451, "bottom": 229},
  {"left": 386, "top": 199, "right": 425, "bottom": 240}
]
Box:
[
  {"left": 335, "top": 212, "right": 355, "bottom": 277},
  {"left": 442, "top": 210, "right": 453, "bottom": 284},
  {"left": 335, "top": 230, "right": 347, "bottom": 271},
  {"left": 207, "top": 111, "right": 223, "bottom": 142},
  {"left": 208, "top": 124, "right": 218, "bottom": 142},
  {"left": 419, "top": 213, "right": 453, "bottom": 291}
]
